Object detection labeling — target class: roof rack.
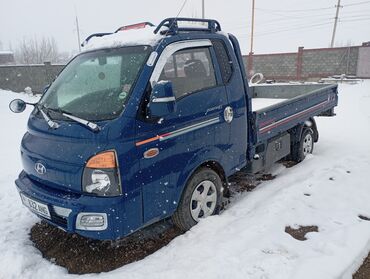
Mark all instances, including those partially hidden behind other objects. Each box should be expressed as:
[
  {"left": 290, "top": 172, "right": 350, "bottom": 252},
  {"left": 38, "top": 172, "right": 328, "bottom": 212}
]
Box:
[
  {"left": 115, "top": 22, "right": 154, "bottom": 32},
  {"left": 82, "top": 22, "right": 155, "bottom": 47},
  {"left": 81, "top": 18, "right": 221, "bottom": 47},
  {"left": 154, "top": 17, "right": 222, "bottom": 35},
  {"left": 81, "top": 33, "right": 113, "bottom": 47}
]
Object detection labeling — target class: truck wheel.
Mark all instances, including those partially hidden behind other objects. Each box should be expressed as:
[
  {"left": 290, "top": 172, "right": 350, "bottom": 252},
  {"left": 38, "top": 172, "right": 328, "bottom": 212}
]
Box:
[
  {"left": 172, "top": 168, "right": 222, "bottom": 231},
  {"left": 291, "top": 128, "right": 314, "bottom": 163}
]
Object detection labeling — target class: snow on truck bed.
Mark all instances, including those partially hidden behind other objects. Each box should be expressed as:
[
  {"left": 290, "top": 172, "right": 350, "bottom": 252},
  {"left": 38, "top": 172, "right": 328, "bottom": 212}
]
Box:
[
  {"left": 252, "top": 98, "right": 287, "bottom": 111},
  {"left": 1, "top": 81, "right": 370, "bottom": 279}
]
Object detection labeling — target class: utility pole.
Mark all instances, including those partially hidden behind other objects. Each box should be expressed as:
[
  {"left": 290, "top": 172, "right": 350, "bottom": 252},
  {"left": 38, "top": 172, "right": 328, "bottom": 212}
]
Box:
[
  {"left": 330, "top": 0, "right": 342, "bottom": 48},
  {"left": 76, "top": 15, "right": 81, "bottom": 52},
  {"left": 247, "top": 0, "right": 256, "bottom": 78},
  {"left": 202, "top": 0, "right": 205, "bottom": 19},
  {"left": 250, "top": 0, "right": 255, "bottom": 54}
]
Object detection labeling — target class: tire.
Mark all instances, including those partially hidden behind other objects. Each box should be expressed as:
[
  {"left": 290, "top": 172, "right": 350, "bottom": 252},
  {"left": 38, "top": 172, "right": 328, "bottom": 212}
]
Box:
[
  {"left": 291, "top": 128, "right": 314, "bottom": 163},
  {"left": 172, "top": 168, "right": 222, "bottom": 232}
]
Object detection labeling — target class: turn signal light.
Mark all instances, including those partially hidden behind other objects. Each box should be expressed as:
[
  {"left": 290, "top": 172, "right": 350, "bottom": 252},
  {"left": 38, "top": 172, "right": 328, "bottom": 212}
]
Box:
[{"left": 86, "top": 151, "right": 117, "bottom": 169}]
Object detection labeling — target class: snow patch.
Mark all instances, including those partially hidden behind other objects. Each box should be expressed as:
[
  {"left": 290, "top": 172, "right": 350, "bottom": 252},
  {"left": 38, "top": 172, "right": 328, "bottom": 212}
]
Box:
[
  {"left": 0, "top": 81, "right": 370, "bottom": 278},
  {"left": 83, "top": 27, "right": 164, "bottom": 52}
]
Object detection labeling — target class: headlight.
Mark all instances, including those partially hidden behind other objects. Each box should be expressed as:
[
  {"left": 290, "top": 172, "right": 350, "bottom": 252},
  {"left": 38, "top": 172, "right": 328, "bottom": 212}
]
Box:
[{"left": 82, "top": 151, "right": 122, "bottom": 196}]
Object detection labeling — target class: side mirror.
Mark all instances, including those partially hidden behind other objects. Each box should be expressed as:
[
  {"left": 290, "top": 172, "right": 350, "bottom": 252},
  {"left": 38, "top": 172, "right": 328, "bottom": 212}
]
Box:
[
  {"left": 148, "top": 81, "right": 176, "bottom": 119},
  {"left": 9, "top": 99, "right": 27, "bottom": 113}
]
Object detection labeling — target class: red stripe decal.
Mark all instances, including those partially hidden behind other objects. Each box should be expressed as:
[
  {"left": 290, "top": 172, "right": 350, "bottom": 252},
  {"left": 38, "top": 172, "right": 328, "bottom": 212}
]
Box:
[{"left": 259, "top": 100, "right": 333, "bottom": 134}]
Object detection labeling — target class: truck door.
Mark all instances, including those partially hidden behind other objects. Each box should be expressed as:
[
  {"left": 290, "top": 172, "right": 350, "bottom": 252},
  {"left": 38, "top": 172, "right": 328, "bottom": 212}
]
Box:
[
  {"left": 135, "top": 40, "right": 230, "bottom": 224},
  {"left": 211, "top": 39, "right": 248, "bottom": 170}
]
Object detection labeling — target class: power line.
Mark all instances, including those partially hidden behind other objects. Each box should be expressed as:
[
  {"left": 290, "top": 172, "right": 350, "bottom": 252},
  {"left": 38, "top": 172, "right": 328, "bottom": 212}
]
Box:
[
  {"left": 255, "top": 1, "right": 370, "bottom": 13},
  {"left": 223, "top": 9, "right": 370, "bottom": 34},
  {"left": 255, "top": 8, "right": 334, "bottom": 19},
  {"left": 345, "top": 0, "right": 370, "bottom": 7},
  {"left": 341, "top": 17, "right": 370, "bottom": 22},
  {"left": 341, "top": 14, "right": 370, "bottom": 19},
  {"left": 236, "top": 21, "right": 333, "bottom": 38},
  {"left": 256, "top": 22, "right": 333, "bottom": 37},
  {"left": 255, "top": 6, "right": 334, "bottom": 13},
  {"left": 223, "top": 2, "right": 369, "bottom": 50},
  {"left": 234, "top": 16, "right": 370, "bottom": 39}
]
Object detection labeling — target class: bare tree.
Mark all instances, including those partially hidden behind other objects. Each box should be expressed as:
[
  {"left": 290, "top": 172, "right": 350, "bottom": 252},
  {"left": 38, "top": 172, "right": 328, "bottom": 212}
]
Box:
[{"left": 15, "top": 36, "right": 61, "bottom": 64}]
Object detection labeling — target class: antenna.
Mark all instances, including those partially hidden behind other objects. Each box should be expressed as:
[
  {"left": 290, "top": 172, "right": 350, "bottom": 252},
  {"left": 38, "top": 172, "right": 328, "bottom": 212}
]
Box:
[
  {"left": 74, "top": 5, "right": 81, "bottom": 52},
  {"left": 153, "top": 0, "right": 188, "bottom": 52}
]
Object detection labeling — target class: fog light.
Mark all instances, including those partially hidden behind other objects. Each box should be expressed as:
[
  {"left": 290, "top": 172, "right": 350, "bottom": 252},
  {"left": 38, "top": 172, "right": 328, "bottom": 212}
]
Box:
[
  {"left": 52, "top": 206, "right": 72, "bottom": 217},
  {"left": 76, "top": 213, "right": 108, "bottom": 231}
]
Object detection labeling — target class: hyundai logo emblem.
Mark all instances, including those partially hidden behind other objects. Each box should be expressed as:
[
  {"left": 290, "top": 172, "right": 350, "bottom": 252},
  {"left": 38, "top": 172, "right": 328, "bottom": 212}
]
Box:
[{"left": 35, "top": 162, "right": 46, "bottom": 175}]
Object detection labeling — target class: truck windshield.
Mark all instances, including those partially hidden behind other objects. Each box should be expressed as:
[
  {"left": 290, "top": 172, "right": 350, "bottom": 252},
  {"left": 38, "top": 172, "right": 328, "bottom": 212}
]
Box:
[{"left": 39, "top": 45, "right": 151, "bottom": 121}]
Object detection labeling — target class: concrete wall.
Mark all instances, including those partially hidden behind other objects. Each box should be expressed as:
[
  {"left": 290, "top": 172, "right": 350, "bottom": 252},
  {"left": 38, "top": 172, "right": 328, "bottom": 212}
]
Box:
[
  {"left": 0, "top": 63, "right": 64, "bottom": 93},
  {"left": 248, "top": 53, "right": 297, "bottom": 79},
  {"left": 245, "top": 45, "right": 370, "bottom": 81},
  {"left": 357, "top": 47, "right": 370, "bottom": 78},
  {"left": 302, "top": 47, "right": 358, "bottom": 78}
]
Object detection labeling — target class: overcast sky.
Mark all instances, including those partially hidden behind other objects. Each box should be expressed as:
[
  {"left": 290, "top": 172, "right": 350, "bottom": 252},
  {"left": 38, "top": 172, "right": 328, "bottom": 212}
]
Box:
[{"left": 1, "top": 0, "right": 369, "bottom": 55}]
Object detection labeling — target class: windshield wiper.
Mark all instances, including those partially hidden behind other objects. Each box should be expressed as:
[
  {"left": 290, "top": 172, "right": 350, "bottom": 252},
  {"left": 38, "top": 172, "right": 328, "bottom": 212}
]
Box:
[
  {"left": 36, "top": 104, "right": 60, "bottom": 129},
  {"left": 43, "top": 106, "right": 101, "bottom": 132}
]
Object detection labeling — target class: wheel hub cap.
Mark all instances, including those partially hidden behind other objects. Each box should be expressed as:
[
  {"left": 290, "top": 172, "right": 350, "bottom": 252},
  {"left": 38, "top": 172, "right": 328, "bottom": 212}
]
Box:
[
  {"left": 303, "top": 133, "right": 313, "bottom": 156},
  {"left": 190, "top": 180, "right": 217, "bottom": 222}
]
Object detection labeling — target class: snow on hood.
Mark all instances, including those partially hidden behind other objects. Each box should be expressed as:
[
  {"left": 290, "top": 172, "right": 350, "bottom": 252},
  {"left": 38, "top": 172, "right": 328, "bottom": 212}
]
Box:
[{"left": 82, "top": 26, "right": 165, "bottom": 52}]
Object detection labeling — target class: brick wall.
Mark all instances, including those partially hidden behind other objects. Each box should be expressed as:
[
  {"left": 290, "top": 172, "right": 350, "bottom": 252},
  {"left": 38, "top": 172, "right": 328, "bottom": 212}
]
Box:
[
  {"left": 302, "top": 47, "right": 358, "bottom": 78},
  {"left": 245, "top": 45, "right": 370, "bottom": 81},
  {"left": 244, "top": 53, "right": 297, "bottom": 79},
  {"left": 0, "top": 63, "right": 64, "bottom": 93}
]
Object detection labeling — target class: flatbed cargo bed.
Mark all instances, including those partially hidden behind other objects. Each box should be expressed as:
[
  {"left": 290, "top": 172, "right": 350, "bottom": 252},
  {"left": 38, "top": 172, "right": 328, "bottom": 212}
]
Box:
[{"left": 249, "top": 83, "right": 338, "bottom": 143}]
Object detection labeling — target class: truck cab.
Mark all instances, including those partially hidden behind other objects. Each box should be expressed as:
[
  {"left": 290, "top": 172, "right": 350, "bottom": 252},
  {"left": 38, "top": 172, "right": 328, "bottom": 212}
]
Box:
[{"left": 12, "top": 18, "right": 338, "bottom": 240}]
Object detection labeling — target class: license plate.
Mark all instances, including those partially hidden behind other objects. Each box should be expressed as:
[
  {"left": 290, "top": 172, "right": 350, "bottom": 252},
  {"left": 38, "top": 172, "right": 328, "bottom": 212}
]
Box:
[{"left": 20, "top": 193, "right": 51, "bottom": 219}]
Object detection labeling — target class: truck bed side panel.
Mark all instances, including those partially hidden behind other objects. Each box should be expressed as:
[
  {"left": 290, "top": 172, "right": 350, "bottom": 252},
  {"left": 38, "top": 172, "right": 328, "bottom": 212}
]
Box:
[{"left": 254, "top": 85, "right": 338, "bottom": 143}]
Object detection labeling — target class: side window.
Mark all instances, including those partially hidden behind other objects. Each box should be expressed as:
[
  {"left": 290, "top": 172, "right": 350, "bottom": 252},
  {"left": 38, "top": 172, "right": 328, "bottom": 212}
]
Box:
[
  {"left": 212, "top": 40, "right": 233, "bottom": 84},
  {"left": 162, "top": 55, "right": 175, "bottom": 78},
  {"left": 159, "top": 47, "right": 217, "bottom": 99}
]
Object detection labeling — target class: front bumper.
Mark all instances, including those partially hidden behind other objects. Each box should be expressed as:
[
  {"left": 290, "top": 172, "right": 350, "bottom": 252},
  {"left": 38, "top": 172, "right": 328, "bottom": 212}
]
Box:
[{"left": 15, "top": 171, "right": 130, "bottom": 240}]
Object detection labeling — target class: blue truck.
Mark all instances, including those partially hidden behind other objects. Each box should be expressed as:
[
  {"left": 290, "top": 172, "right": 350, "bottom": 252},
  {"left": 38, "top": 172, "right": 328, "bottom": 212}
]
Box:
[{"left": 10, "top": 18, "right": 338, "bottom": 240}]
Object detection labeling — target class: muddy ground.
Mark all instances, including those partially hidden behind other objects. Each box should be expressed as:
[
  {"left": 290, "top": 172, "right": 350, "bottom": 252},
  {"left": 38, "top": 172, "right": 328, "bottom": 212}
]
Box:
[
  {"left": 354, "top": 253, "right": 370, "bottom": 279},
  {"left": 30, "top": 161, "right": 370, "bottom": 276},
  {"left": 31, "top": 220, "right": 182, "bottom": 274}
]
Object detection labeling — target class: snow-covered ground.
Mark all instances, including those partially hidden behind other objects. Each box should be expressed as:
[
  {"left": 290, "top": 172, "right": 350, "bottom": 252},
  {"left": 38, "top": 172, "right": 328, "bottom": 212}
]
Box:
[{"left": 0, "top": 81, "right": 370, "bottom": 279}]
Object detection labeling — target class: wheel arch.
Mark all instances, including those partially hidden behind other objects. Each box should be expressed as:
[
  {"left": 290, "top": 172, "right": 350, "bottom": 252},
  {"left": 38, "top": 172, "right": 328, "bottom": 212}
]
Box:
[
  {"left": 170, "top": 149, "right": 229, "bottom": 214},
  {"left": 289, "top": 117, "right": 318, "bottom": 145},
  {"left": 308, "top": 117, "right": 319, "bottom": 142}
]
